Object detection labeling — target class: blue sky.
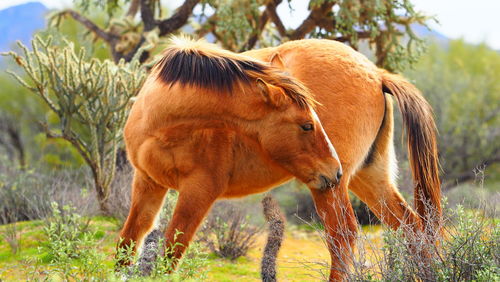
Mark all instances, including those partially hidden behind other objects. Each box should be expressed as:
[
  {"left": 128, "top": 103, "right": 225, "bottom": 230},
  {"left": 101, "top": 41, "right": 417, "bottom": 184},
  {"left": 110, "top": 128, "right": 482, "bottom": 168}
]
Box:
[{"left": 1, "top": 0, "right": 499, "bottom": 49}]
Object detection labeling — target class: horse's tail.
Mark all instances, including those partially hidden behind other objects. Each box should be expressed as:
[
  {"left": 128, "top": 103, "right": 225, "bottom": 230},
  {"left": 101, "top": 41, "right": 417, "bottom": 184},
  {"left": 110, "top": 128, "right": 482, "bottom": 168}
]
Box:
[{"left": 381, "top": 71, "right": 441, "bottom": 235}]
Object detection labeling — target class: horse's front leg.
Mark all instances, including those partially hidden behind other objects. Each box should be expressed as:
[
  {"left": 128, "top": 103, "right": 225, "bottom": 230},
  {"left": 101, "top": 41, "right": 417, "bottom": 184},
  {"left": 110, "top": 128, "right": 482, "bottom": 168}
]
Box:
[
  {"left": 117, "top": 171, "right": 168, "bottom": 266},
  {"left": 309, "top": 179, "right": 358, "bottom": 281},
  {"left": 163, "top": 171, "right": 224, "bottom": 267}
]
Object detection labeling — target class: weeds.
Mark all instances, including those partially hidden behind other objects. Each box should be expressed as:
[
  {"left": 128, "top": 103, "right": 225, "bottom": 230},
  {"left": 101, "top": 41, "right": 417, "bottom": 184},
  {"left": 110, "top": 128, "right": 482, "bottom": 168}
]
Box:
[
  {"left": 31, "top": 202, "right": 107, "bottom": 280},
  {"left": 0, "top": 158, "right": 97, "bottom": 224},
  {"left": 199, "top": 202, "right": 261, "bottom": 260},
  {"left": 115, "top": 192, "right": 209, "bottom": 281},
  {"left": 0, "top": 214, "right": 22, "bottom": 254},
  {"left": 307, "top": 200, "right": 500, "bottom": 281}
]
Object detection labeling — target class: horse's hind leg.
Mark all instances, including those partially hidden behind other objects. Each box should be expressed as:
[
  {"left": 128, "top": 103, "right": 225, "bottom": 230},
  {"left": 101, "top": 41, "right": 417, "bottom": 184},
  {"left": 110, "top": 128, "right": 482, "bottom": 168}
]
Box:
[
  {"left": 117, "top": 171, "right": 168, "bottom": 265},
  {"left": 349, "top": 95, "right": 421, "bottom": 232},
  {"left": 349, "top": 168, "right": 421, "bottom": 231},
  {"left": 309, "top": 181, "right": 358, "bottom": 281}
]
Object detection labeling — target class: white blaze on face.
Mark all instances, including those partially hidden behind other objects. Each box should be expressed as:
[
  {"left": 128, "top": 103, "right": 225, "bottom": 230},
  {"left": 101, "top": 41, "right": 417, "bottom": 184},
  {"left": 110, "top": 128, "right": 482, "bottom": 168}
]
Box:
[{"left": 310, "top": 108, "right": 341, "bottom": 164}]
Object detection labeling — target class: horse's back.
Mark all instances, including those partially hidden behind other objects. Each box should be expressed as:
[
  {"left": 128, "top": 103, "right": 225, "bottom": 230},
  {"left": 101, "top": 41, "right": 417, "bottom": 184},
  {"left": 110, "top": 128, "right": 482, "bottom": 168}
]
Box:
[{"left": 246, "top": 39, "right": 386, "bottom": 174}]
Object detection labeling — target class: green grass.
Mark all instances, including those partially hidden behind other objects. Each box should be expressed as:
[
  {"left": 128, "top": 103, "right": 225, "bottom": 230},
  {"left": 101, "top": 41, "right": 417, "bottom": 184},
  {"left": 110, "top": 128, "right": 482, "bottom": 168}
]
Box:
[
  {"left": 1, "top": 209, "right": 497, "bottom": 281},
  {"left": 0, "top": 217, "right": 375, "bottom": 281}
]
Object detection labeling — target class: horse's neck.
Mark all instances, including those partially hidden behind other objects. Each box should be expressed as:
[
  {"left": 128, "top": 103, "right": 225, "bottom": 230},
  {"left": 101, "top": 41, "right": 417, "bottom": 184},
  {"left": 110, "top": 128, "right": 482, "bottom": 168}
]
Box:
[{"left": 223, "top": 129, "right": 292, "bottom": 197}]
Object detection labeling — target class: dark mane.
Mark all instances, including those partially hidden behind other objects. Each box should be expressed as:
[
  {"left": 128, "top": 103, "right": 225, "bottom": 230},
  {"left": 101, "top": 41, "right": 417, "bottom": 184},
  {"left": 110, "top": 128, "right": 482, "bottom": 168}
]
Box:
[
  {"left": 154, "top": 37, "right": 316, "bottom": 109},
  {"left": 155, "top": 48, "right": 265, "bottom": 92}
]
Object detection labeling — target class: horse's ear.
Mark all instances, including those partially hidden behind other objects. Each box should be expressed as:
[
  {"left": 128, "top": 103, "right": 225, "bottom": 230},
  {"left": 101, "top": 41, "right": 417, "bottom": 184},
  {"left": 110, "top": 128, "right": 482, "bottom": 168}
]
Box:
[
  {"left": 270, "top": 53, "right": 285, "bottom": 70},
  {"left": 256, "top": 78, "right": 291, "bottom": 109}
]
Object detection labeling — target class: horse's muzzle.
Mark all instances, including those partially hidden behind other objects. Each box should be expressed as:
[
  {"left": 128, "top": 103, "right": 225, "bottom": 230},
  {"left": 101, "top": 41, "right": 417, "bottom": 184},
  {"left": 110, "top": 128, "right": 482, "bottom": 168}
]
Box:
[{"left": 318, "top": 169, "right": 342, "bottom": 190}]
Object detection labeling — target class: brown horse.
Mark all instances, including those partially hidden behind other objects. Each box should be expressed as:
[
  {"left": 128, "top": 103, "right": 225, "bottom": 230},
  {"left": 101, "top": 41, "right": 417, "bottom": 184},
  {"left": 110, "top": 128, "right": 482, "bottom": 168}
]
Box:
[{"left": 118, "top": 37, "right": 440, "bottom": 280}]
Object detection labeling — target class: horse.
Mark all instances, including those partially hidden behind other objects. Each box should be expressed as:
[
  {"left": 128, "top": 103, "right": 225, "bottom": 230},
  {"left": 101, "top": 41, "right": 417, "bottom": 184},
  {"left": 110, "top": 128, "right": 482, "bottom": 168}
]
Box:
[{"left": 118, "top": 36, "right": 441, "bottom": 281}]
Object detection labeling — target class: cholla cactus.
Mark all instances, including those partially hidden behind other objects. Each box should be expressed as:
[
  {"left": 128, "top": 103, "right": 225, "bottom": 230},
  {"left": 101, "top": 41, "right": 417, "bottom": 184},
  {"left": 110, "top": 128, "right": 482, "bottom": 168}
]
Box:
[
  {"left": 3, "top": 36, "right": 147, "bottom": 212},
  {"left": 261, "top": 194, "right": 285, "bottom": 282}
]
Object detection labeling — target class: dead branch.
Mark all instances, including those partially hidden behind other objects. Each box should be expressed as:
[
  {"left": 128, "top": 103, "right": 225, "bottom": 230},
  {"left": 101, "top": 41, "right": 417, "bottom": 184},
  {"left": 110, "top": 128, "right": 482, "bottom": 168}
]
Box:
[
  {"left": 158, "top": 0, "right": 201, "bottom": 36},
  {"left": 126, "top": 0, "right": 140, "bottom": 17}
]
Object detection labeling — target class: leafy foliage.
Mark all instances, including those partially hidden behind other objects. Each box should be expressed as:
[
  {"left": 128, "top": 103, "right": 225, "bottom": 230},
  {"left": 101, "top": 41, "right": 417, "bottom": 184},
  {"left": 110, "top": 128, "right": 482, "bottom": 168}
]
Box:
[
  {"left": 37, "top": 202, "right": 107, "bottom": 280},
  {"left": 405, "top": 40, "right": 500, "bottom": 187}
]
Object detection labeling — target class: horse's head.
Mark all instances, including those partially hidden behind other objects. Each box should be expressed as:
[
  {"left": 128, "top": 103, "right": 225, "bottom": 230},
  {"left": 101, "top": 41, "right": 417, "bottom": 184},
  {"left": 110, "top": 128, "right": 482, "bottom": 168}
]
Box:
[
  {"left": 152, "top": 36, "right": 342, "bottom": 190},
  {"left": 252, "top": 77, "right": 342, "bottom": 190}
]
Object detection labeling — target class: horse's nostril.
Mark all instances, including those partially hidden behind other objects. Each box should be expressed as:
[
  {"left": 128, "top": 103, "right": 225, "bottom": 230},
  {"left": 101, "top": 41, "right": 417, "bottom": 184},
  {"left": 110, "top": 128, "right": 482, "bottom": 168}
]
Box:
[
  {"left": 320, "top": 174, "right": 329, "bottom": 187},
  {"left": 336, "top": 169, "right": 343, "bottom": 182}
]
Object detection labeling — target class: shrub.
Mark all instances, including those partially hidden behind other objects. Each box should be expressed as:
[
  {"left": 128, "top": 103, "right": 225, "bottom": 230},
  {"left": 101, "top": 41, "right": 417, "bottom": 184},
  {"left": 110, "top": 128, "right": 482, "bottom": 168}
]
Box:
[
  {"left": 105, "top": 164, "right": 134, "bottom": 221},
  {"left": 0, "top": 158, "right": 97, "bottom": 224},
  {"left": 0, "top": 219, "right": 22, "bottom": 255},
  {"left": 33, "top": 202, "right": 107, "bottom": 280},
  {"left": 277, "top": 186, "right": 379, "bottom": 226},
  {"left": 312, "top": 202, "right": 500, "bottom": 281},
  {"left": 198, "top": 201, "right": 261, "bottom": 260}
]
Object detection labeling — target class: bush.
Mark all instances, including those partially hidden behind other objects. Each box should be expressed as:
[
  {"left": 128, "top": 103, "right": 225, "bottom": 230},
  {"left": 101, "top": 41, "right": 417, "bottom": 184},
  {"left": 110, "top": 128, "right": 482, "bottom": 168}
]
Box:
[
  {"left": 105, "top": 164, "right": 134, "bottom": 221},
  {"left": 198, "top": 202, "right": 261, "bottom": 260},
  {"left": 313, "top": 203, "right": 500, "bottom": 281},
  {"left": 32, "top": 202, "right": 107, "bottom": 280},
  {"left": 444, "top": 181, "right": 499, "bottom": 216},
  {"left": 0, "top": 158, "right": 97, "bottom": 224}
]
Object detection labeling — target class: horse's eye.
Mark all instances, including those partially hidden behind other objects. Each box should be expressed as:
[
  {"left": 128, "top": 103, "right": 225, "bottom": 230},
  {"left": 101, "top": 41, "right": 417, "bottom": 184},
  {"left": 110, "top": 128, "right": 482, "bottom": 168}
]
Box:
[{"left": 301, "top": 123, "right": 314, "bottom": 131}]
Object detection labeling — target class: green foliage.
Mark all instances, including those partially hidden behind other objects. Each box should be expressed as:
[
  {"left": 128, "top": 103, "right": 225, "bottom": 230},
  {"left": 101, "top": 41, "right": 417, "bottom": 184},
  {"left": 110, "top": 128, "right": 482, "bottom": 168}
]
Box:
[
  {"left": 2, "top": 35, "right": 147, "bottom": 211},
  {"left": 405, "top": 40, "right": 500, "bottom": 186},
  {"left": 25, "top": 203, "right": 209, "bottom": 281},
  {"left": 344, "top": 205, "right": 500, "bottom": 281},
  {"left": 203, "top": 0, "right": 262, "bottom": 51},
  {"left": 56, "top": 0, "right": 430, "bottom": 70},
  {"left": 43, "top": 202, "right": 91, "bottom": 260},
  {"left": 436, "top": 206, "right": 499, "bottom": 281},
  {"left": 35, "top": 202, "right": 108, "bottom": 280},
  {"left": 330, "top": 0, "right": 430, "bottom": 71}
]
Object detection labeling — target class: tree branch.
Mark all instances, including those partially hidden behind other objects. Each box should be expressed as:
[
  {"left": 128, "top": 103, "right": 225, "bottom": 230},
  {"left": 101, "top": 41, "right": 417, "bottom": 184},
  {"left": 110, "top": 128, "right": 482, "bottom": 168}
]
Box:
[
  {"left": 60, "top": 10, "right": 117, "bottom": 43},
  {"left": 140, "top": 0, "right": 156, "bottom": 31},
  {"left": 39, "top": 122, "right": 93, "bottom": 168},
  {"left": 158, "top": 0, "right": 201, "bottom": 36},
  {"left": 126, "top": 0, "right": 141, "bottom": 17},
  {"left": 265, "top": 0, "right": 286, "bottom": 37},
  {"left": 290, "top": 1, "right": 335, "bottom": 40},
  {"left": 240, "top": 6, "right": 271, "bottom": 51},
  {"left": 333, "top": 31, "right": 372, "bottom": 42}
]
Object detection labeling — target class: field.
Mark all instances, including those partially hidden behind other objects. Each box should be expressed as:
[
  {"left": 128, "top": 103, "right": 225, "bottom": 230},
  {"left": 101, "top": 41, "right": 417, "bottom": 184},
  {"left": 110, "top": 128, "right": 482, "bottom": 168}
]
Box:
[{"left": 0, "top": 216, "right": 386, "bottom": 281}]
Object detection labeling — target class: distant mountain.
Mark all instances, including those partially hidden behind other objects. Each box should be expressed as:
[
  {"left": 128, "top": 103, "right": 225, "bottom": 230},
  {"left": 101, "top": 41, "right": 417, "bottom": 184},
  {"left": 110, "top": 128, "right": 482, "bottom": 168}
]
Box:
[
  {"left": 0, "top": 2, "right": 47, "bottom": 53},
  {"left": 411, "top": 23, "right": 449, "bottom": 46}
]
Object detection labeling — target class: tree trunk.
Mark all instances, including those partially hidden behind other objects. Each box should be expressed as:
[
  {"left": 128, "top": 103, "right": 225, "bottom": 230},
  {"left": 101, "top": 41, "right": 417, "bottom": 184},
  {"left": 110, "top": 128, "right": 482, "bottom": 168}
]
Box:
[{"left": 94, "top": 177, "right": 111, "bottom": 215}]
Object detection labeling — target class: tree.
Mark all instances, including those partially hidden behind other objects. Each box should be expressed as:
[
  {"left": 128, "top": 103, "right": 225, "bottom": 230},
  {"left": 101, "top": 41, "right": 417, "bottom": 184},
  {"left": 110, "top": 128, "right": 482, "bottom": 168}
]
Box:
[
  {"left": 3, "top": 36, "right": 147, "bottom": 212},
  {"left": 405, "top": 40, "right": 500, "bottom": 188},
  {"left": 55, "top": 0, "right": 430, "bottom": 70}
]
